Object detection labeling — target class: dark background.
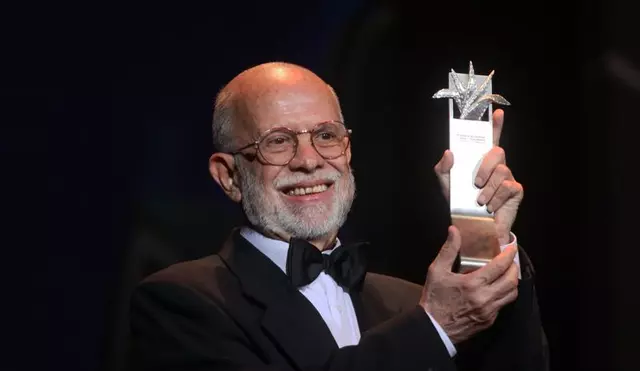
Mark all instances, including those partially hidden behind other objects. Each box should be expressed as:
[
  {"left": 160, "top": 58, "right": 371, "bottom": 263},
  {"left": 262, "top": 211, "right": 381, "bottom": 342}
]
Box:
[{"left": 8, "top": 0, "right": 637, "bottom": 370}]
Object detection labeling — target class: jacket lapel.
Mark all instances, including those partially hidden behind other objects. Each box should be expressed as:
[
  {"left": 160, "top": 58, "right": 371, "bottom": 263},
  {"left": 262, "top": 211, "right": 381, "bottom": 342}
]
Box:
[
  {"left": 218, "top": 230, "right": 338, "bottom": 370},
  {"left": 348, "top": 290, "right": 371, "bottom": 332},
  {"left": 349, "top": 275, "right": 395, "bottom": 333}
]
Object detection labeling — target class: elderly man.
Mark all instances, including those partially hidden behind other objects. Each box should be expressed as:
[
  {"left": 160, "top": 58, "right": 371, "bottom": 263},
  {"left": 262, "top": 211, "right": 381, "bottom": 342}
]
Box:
[{"left": 129, "top": 62, "right": 548, "bottom": 371}]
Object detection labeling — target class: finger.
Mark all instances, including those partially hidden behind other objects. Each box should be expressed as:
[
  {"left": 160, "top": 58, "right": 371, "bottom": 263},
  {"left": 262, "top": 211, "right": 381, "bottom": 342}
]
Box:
[
  {"left": 433, "top": 226, "right": 461, "bottom": 269},
  {"left": 470, "top": 264, "right": 518, "bottom": 321},
  {"left": 488, "top": 263, "right": 519, "bottom": 299},
  {"left": 434, "top": 150, "right": 454, "bottom": 191},
  {"left": 474, "top": 147, "right": 506, "bottom": 188},
  {"left": 493, "top": 109, "right": 504, "bottom": 146},
  {"left": 476, "top": 164, "right": 513, "bottom": 206},
  {"left": 468, "top": 245, "right": 518, "bottom": 285},
  {"left": 468, "top": 309, "right": 499, "bottom": 328},
  {"left": 434, "top": 150, "right": 454, "bottom": 178},
  {"left": 488, "top": 281, "right": 519, "bottom": 312},
  {"left": 465, "top": 263, "right": 517, "bottom": 311},
  {"left": 486, "top": 180, "right": 523, "bottom": 214}
]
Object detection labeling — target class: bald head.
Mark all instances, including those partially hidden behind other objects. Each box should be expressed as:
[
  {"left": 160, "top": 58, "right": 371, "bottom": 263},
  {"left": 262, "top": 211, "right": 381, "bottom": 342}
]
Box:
[{"left": 212, "top": 62, "right": 343, "bottom": 152}]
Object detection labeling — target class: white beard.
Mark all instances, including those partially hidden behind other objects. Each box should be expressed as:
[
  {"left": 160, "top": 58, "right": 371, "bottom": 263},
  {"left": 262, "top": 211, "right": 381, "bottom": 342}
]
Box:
[{"left": 236, "top": 160, "right": 355, "bottom": 240}]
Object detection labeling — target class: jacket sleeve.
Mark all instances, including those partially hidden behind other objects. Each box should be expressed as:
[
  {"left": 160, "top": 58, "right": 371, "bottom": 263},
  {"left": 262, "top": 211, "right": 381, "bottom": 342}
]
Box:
[
  {"left": 129, "top": 281, "right": 457, "bottom": 371},
  {"left": 453, "top": 246, "right": 550, "bottom": 371}
]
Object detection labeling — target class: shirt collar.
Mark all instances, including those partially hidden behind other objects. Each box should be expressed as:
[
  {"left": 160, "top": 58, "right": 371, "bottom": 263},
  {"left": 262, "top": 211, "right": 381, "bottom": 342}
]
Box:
[{"left": 239, "top": 226, "right": 341, "bottom": 273}]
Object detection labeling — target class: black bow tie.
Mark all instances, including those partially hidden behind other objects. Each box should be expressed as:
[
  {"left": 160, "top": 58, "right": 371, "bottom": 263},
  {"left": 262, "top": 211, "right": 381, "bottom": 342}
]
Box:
[{"left": 286, "top": 238, "right": 368, "bottom": 291}]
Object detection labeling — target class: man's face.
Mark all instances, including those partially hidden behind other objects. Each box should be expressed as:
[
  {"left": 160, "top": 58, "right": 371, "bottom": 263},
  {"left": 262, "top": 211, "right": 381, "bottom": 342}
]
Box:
[{"left": 234, "top": 70, "right": 355, "bottom": 241}]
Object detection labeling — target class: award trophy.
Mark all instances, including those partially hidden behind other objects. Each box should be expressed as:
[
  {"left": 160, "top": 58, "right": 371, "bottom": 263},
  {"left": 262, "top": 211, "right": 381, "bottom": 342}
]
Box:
[{"left": 433, "top": 61, "right": 510, "bottom": 273}]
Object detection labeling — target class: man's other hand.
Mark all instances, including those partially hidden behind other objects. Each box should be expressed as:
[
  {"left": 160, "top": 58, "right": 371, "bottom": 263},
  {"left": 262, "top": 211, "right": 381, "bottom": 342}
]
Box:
[{"left": 419, "top": 226, "right": 519, "bottom": 344}]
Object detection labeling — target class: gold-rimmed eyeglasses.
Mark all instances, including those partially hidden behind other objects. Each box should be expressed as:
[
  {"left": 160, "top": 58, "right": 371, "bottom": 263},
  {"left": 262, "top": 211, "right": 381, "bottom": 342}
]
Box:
[{"left": 230, "top": 120, "right": 352, "bottom": 166}]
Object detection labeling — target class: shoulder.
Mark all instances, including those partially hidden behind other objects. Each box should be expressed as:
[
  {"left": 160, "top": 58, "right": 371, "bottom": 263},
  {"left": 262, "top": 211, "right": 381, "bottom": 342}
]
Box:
[
  {"left": 362, "top": 272, "right": 423, "bottom": 312},
  {"left": 142, "top": 254, "right": 222, "bottom": 283},
  {"left": 134, "top": 254, "right": 235, "bottom": 302},
  {"left": 128, "top": 255, "right": 242, "bottom": 346},
  {"left": 364, "top": 272, "right": 423, "bottom": 293}
]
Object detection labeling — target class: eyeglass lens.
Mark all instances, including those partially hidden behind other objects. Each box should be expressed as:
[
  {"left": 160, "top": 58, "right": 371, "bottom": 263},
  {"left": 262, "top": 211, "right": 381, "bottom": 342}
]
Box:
[{"left": 258, "top": 122, "right": 349, "bottom": 165}]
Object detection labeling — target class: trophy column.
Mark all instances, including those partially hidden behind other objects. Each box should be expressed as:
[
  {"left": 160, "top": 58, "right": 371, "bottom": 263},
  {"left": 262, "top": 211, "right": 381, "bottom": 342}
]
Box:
[{"left": 433, "top": 61, "right": 511, "bottom": 273}]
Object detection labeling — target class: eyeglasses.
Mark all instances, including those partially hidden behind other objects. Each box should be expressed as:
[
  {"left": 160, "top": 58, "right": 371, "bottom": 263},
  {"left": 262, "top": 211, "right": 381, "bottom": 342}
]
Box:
[{"left": 230, "top": 120, "right": 352, "bottom": 166}]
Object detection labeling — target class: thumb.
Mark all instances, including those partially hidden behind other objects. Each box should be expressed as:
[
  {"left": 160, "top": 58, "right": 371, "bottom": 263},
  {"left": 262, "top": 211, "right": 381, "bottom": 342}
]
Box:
[
  {"left": 493, "top": 109, "right": 504, "bottom": 146},
  {"left": 434, "top": 150, "right": 454, "bottom": 200},
  {"left": 434, "top": 150, "right": 454, "bottom": 180},
  {"left": 434, "top": 226, "right": 461, "bottom": 268}
]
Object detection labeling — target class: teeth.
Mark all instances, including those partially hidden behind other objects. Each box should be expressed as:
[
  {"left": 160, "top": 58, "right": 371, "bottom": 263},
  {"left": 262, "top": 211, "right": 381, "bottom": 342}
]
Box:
[{"left": 286, "top": 184, "right": 328, "bottom": 196}]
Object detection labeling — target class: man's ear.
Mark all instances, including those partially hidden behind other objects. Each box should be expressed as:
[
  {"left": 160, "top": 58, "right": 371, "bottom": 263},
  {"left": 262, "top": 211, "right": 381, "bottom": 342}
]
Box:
[
  {"left": 209, "top": 152, "right": 242, "bottom": 202},
  {"left": 346, "top": 142, "right": 352, "bottom": 165}
]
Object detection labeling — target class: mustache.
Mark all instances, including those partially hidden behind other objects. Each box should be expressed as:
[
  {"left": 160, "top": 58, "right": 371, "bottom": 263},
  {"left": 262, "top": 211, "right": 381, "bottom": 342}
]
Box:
[{"left": 273, "top": 171, "right": 342, "bottom": 189}]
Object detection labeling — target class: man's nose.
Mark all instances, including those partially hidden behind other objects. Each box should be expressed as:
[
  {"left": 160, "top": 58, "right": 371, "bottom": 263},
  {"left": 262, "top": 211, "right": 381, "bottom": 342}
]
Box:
[{"left": 288, "top": 135, "right": 325, "bottom": 172}]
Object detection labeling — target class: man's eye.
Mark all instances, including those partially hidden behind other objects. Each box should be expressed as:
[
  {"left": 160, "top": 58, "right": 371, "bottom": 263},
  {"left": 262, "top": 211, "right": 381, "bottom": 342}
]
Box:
[
  {"left": 265, "top": 135, "right": 293, "bottom": 146},
  {"left": 315, "top": 131, "right": 338, "bottom": 143}
]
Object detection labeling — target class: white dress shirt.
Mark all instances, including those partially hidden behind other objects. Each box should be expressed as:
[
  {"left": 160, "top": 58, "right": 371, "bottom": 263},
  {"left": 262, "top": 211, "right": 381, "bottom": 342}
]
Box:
[{"left": 240, "top": 227, "right": 520, "bottom": 357}]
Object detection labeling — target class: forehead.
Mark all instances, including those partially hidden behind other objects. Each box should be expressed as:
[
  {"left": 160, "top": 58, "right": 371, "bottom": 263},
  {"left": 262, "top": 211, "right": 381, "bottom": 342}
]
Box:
[{"left": 238, "top": 77, "right": 342, "bottom": 136}]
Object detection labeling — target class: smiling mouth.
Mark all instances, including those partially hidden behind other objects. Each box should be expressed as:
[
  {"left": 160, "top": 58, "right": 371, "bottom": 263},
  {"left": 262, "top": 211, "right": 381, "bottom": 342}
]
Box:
[{"left": 280, "top": 182, "right": 333, "bottom": 196}]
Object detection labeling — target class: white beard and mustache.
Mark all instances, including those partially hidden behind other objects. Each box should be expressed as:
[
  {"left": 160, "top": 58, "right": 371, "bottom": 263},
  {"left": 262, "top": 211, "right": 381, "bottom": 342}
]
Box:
[{"left": 235, "top": 160, "right": 356, "bottom": 241}]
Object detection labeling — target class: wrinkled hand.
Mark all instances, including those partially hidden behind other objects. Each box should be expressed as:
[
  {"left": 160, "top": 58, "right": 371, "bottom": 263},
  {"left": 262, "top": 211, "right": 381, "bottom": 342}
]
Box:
[
  {"left": 433, "top": 109, "right": 523, "bottom": 244},
  {"left": 420, "top": 226, "right": 519, "bottom": 344}
]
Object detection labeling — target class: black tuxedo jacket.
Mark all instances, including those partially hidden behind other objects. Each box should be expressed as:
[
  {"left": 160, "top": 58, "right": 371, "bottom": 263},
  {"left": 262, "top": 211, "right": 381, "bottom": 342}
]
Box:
[{"left": 129, "top": 229, "right": 549, "bottom": 371}]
